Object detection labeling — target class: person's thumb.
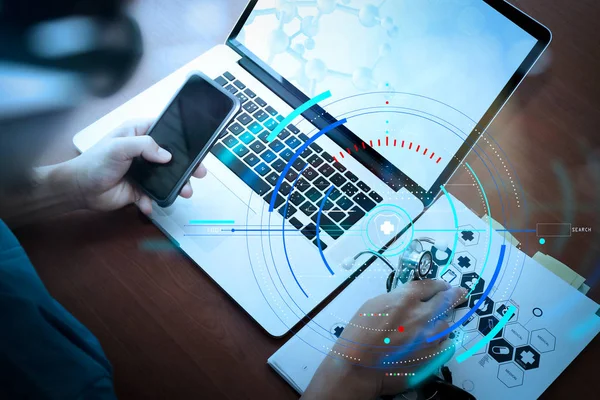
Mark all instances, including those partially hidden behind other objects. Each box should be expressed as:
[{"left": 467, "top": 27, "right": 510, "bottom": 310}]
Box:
[{"left": 112, "top": 135, "right": 172, "bottom": 163}]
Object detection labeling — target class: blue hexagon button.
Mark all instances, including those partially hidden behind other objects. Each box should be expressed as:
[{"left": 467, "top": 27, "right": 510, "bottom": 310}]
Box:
[
  {"left": 530, "top": 329, "right": 556, "bottom": 353},
  {"left": 504, "top": 323, "right": 529, "bottom": 347},
  {"left": 498, "top": 362, "right": 524, "bottom": 388}
]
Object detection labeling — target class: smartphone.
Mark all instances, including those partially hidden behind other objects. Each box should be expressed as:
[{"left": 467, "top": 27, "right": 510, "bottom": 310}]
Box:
[{"left": 127, "top": 73, "right": 240, "bottom": 207}]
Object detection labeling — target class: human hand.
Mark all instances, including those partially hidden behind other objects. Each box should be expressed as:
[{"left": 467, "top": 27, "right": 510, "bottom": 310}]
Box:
[
  {"left": 68, "top": 121, "right": 207, "bottom": 214},
  {"left": 302, "top": 280, "right": 467, "bottom": 400}
]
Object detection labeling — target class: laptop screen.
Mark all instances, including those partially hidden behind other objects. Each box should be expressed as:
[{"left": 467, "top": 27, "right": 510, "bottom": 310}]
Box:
[{"left": 235, "top": 0, "right": 539, "bottom": 191}]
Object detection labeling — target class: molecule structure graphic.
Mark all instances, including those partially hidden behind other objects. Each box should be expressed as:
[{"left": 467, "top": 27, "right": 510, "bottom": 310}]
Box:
[{"left": 246, "top": 0, "right": 399, "bottom": 95}]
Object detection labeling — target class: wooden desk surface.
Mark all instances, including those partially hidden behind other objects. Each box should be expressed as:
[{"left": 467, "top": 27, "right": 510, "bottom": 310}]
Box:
[{"left": 13, "top": 0, "right": 599, "bottom": 398}]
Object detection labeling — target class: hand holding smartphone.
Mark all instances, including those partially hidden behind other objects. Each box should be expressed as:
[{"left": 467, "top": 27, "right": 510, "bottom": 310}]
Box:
[{"left": 127, "top": 73, "right": 240, "bottom": 207}]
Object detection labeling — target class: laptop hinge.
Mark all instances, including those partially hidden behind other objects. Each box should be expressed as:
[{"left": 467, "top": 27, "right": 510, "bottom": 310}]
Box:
[
  {"left": 237, "top": 57, "right": 408, "bottom": 193},
  {"left": 238, "top": 57, "right": 328, "bottom": 129}
]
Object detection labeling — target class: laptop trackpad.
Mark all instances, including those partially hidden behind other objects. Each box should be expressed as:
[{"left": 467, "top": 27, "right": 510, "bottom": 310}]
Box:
[{"left": 159, "top": 168, "right": 259, "bottom": 252}]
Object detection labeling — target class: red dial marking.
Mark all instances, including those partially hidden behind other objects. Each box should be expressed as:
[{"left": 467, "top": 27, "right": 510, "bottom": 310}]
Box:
[{"left": 331, "top": 138, "right": 442, "bottom": 165}]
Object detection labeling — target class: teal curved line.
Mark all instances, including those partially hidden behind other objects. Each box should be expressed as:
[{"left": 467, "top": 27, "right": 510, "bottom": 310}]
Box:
[
  {"left": 465, "top": 162, "right": 493, "bottom": 296},
  {"left": 408, "top": 343, "right": 456, "bottom": 387},
  {"left": 266, "top": 90, "right": 332, "bottom": 142},
  {"left": 456, "top": 305, "right": 516, "bottom": 363},
  {"left": 439, "top": 185, "right": 459, "bottom": 275}
]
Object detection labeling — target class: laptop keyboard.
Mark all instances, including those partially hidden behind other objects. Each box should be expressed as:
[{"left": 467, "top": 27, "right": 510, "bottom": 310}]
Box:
[{"left": 210, "top": 72, "right": 384, "bottom": 249}]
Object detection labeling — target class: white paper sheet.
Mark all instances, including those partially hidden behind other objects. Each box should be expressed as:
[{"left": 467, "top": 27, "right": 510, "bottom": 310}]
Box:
[{"left": 268, "top": 195, "right": 600, "bottom": 399}]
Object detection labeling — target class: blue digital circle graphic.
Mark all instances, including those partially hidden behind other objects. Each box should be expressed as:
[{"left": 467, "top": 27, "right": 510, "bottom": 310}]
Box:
[
  {"left": 362, "top": 204, "right": 415, "bottom": 257},
  {"left": 229, "top": 88, "right": 535, "bottom": 373}
]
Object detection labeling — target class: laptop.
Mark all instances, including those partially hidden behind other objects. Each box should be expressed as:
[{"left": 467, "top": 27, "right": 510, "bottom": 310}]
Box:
[{"left": 73, "top": 0, "right": 550, "bottom": 337}]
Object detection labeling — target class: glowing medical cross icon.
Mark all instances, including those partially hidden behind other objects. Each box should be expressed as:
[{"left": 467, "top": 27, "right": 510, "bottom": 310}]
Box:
[
  {"left": 520, "top": 350, "right": 535, "bottom": 365},
  {"left": 380, "top": 221, "right": 395, "bottom": 235}
]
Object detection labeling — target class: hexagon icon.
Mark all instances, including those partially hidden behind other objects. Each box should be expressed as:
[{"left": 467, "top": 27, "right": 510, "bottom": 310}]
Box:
[
  {"left": 440, "top": 265, "right": 461, "bottom": 286},
  {"left": 452, "top": 250, "right": 477, "bottom": 273},
  {"left": 515, "top": 345, "right": 541, "bottom": 370},
  {"left": 330, "top": 323, "right": 346, "bottom": 340},
  {"left": 488, "top": 338, "right": 514, "bottom": 363},
  {"left": 468, "top": 294, "right": 494, "bottom": 317},
  {"left": 495, "top": 301, "right": 519, "bottom": 323},
  {"left": 530, "top": 329, "right": 556, "bottom": 353},
  {"left": 498, "top": 362, "right": 524, "bottom": 388},
  {"left": 431, "top": 246, "right": 453, "bottom": 268},
  {"left": 504, "top": 323, "right": 529, "bottom": 347},
  {"left": 459, "top": 224, "right": 480, "bottom": 246},
  {"left": 454, "top": 308, "right": 479, "bottom": 331},
  {"left": 461, "top": 272, "right": 485, "bottom": 294},
  {"left": 478, "top": 315, "right": 503, "bottom": 339},
  {"left": 424, "top": 262, "right": 438, "bottom": 280},
  {"left": 462, "top": 332, "right": 487, "bottom": 355}
]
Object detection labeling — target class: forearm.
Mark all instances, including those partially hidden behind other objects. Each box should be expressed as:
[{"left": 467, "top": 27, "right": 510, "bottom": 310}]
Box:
[{"left": 0, "top": 161, "right": 83, "bottom": 227}]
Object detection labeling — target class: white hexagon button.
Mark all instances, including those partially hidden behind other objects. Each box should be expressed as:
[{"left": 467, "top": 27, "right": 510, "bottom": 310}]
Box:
[
  {"left": 440, "top": 264, "right": 461, "bottom": 286},
  {"left": 498, "top": 362, "right": 524, "bottom": 388},
  {"left": 462, "top": 331, "right": 485, "bottom": 354},
  {"left": 504, "top": 323, "right": 529, "bottom": 347},
  {"left": 530, "top": 328, "right": 556, "bottom": 353},
  {"left": 459, "top": 224, "right": 480, "bottom": 246},
  {"left": 452, "top": 250, "right": 477, "bottom": 273},
  {"left": 462, "top": 332, "right": 487, "bottom": 355}
]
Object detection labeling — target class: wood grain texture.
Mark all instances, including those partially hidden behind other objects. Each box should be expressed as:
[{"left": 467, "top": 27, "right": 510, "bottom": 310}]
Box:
[{"left": 13, "top": 0, "right": 599, "bottom": 399}]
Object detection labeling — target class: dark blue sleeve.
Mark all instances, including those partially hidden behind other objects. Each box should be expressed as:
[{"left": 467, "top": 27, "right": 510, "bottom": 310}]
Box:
[{"left": 0, "top": 220, "right": 117, "bottom": 400}]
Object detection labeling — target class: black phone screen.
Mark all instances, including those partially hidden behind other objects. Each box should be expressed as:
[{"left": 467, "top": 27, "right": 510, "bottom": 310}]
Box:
[{"left": 128, "top": 75, "right": 235, "bottom": 202}]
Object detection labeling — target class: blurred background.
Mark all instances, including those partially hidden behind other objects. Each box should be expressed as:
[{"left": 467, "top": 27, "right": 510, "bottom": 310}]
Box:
[{"left": 37, "top": 0, "right": 249, "bottom": 165}]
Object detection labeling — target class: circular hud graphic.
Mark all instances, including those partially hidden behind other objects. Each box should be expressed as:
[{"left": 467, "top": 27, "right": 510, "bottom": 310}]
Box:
[
  {"left": 219, "top": 88, "right": 546, "bottom": 382},
  {"left": 176, "top": 79, "right": 597, "bottom": 388},
  {"left": 167, "top": 0, "right": 600, "bottom": 394}
]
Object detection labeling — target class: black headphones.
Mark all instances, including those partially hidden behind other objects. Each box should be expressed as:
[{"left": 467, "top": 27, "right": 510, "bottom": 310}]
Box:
[{"left": 0, "top": 0, "right": 142, "bottom": 98}]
